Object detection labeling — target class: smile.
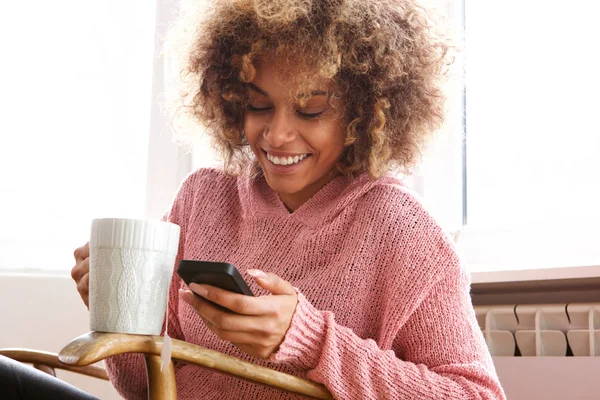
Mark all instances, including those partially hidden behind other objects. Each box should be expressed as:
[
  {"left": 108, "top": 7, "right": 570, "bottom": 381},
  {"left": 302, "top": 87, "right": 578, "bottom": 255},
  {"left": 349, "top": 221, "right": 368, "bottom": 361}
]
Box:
[{"left": 265, "top": 152, "right": 310, "bottom": 166}]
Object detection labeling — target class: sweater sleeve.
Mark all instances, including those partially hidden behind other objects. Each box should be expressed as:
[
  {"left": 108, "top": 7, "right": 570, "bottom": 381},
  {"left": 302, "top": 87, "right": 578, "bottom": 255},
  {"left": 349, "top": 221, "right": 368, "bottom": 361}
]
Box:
[
  {"left": 102, "top": 172, "right": 197, "bottom": 399},
  {"left": 272, "top": 264, "right": 506, "bottom": 399}
]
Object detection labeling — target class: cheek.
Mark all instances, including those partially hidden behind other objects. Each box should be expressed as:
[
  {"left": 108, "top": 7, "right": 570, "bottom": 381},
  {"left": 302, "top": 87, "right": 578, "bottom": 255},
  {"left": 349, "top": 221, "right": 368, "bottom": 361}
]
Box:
[
  {"left": 243, "top": 117, "right": 262, "bottom": 144},
  {"left": 311, "top": 123, "right": 345, "bottom": 160}
]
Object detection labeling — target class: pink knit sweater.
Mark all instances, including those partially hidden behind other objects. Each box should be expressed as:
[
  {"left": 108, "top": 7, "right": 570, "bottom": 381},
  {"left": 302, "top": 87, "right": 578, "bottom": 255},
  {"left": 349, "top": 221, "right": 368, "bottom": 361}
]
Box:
[{"left": 105, "top": 168, "right": 505, "bottom": 399}]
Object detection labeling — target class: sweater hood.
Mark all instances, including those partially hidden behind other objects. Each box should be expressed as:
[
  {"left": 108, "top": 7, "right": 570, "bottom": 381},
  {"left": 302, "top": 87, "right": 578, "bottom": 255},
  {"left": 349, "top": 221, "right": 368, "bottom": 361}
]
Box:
[{"left": 236, "top": 168, "right": 404, "bottom": 228}]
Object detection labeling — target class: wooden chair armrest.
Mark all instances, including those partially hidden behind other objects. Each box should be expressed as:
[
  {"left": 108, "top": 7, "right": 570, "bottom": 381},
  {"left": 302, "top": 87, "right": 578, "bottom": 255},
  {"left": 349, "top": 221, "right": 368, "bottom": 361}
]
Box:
[
  {"left": 58, "top": 332, "right": 332, "bottom": 399},
  {"left": 0, "top": 348, "right": 108, "bottom": 380}
]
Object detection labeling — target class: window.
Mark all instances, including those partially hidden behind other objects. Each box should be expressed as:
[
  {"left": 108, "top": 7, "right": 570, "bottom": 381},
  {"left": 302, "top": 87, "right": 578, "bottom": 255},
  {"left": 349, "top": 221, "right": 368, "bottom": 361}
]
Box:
[
  {"left": 457, "top": 0, "right": 600, "bottom": 272},
  {"left": 0, "top": 1, "right": 160, "bottom": 271}
]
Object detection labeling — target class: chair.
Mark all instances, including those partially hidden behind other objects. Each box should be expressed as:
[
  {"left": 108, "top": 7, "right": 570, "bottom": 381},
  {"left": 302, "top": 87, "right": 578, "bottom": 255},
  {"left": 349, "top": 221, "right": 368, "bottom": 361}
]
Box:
[{"left": 0, "top": 332, "right": 332, "bottom": 399}]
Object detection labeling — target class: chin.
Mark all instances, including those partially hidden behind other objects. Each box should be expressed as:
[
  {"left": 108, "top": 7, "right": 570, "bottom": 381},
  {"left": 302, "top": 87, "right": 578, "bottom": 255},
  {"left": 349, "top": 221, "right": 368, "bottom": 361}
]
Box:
[{"left": 264, "top": 175, "right": 305, "bottom": 196}]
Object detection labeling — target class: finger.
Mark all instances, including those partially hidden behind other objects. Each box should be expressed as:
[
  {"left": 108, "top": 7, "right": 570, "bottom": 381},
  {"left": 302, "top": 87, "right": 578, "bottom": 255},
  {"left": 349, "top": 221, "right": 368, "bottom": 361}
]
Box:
[
  {"left": 179, "top": 289, "right": 221, "bottom": 317},
  {"left": 179, "top": 288, "right": 201, "bottom": 309},
  {"left": 73, "top": 242, "right": 90, "bottom": 262},
  {"left": 77, "top": 273, "right": 89, "bottom": 294},
  {"left": 180, "top": 289, "right": 272, "bottom": 332},
  {"left": 71, "top": 257, "right": 89, "bottom": 283},
  {"left": 247, "top": 270, "right": 295, "bottom": 296},
  {"left": 77, "top": 273, "right": 90, "bottom": 308},
  {"left": 188, "top": 283, "right": 278, "bottom": 315}
]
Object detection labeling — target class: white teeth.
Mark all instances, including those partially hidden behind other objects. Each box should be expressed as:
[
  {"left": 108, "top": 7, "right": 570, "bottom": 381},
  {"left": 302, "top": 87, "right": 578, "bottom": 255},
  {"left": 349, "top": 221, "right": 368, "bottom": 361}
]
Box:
[{"left": 266, "top": 152, "right": 308, "bottom": 166}]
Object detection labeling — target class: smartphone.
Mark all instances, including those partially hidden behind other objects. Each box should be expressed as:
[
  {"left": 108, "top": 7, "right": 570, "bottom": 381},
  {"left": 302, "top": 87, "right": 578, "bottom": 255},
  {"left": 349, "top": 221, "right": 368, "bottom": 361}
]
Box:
[{"left": 177, "top": 260, "right": 254, "bottom": 296}]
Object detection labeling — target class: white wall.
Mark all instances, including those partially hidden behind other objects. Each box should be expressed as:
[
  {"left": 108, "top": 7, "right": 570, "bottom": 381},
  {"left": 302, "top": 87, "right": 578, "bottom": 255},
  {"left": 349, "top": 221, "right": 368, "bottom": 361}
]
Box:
[
  {"left": 0, "top": 274, "right": 120, "bottom": 399},
  {"left": 493, "top": 358, "right": 600, "bottom": 399}
]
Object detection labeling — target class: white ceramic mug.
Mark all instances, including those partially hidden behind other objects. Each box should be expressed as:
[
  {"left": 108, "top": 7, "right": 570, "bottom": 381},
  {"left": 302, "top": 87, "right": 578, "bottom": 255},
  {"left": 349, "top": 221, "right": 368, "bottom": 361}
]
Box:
[{"left": 89, "top": 218, "right": 180, "bottom": 335}]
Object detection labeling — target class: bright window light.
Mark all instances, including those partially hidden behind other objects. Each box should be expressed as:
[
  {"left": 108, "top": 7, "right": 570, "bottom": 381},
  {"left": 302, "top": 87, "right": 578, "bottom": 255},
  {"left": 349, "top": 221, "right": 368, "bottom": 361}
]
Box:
[
  {"left": 0, "top": 1, "right": 157, "bottom": 271},
  {"left": 461, "top": 0, "right": 600, "bottom": 271}
]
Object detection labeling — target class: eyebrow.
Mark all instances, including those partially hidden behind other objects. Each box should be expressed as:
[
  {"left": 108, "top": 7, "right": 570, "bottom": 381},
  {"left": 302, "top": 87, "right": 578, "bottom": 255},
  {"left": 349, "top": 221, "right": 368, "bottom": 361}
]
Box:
[
  {"left": 248, "top": 83, "right": 269, "bottom": 97},
  {"left": 247, "top": 83, "right": 328, "bottom": 98}
]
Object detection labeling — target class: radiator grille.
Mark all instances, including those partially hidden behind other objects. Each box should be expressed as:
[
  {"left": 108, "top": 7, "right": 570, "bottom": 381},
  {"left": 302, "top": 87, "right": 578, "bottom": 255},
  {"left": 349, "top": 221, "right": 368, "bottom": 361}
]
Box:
[{"left": 474, "top": 303, "right": 600, "bottom": 356}]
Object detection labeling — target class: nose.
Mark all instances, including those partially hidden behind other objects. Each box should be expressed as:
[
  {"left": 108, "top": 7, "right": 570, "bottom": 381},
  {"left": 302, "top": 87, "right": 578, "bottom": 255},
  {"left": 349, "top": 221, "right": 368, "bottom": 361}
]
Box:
[{"left": 264, "top": 108, "right": 297, "bottom": 147}]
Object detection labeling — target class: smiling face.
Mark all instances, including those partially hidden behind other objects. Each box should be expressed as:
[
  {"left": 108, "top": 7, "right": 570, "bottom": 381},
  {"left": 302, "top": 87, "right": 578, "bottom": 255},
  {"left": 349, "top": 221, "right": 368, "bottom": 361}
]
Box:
[{"left": 243, "top": 59, "right": 345, "bottom": 211}]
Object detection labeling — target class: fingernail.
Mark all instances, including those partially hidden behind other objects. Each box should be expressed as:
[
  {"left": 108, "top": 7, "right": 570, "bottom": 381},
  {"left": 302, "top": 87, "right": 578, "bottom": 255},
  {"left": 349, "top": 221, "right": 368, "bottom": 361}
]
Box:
[
  {"left": 189, "top": 283, "right": 208, "bottom": 297},
  {"left": 179, "top": 289, "right": 193, "bottom": 304},
  {"left": 247, "top": 269, "right": 268, "bottom": 280}
]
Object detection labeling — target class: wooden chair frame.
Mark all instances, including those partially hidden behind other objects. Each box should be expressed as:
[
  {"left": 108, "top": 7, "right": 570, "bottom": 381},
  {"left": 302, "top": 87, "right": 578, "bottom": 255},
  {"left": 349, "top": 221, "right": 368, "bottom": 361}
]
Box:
[{"left": 1, "top": 332, "right": 332, "bottom": 400}]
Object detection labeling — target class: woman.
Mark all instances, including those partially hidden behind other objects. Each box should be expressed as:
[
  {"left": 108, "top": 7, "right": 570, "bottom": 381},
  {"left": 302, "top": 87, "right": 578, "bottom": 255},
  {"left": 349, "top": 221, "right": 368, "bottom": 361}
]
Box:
[{"left": 72, "top": 0, "right": 505, "bottom": 398}]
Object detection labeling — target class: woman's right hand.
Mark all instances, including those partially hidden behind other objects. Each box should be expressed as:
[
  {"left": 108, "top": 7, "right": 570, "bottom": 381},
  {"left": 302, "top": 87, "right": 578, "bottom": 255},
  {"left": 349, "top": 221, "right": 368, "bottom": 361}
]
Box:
[{"left": 71, "top": 242, "right": 90, "bottom": 308}]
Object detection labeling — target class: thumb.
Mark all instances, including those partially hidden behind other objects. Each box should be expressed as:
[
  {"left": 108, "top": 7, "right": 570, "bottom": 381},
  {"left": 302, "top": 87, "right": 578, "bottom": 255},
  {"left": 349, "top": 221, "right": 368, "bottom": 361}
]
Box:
[{"left": 247, "top": 269, "right": 295, "bottom": 295}]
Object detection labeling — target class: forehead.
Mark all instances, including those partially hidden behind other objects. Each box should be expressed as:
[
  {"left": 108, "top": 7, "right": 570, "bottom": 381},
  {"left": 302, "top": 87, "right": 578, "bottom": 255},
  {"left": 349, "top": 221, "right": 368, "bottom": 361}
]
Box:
[{"left": 250, "top": 56, "right": 333, "bottom": 97}]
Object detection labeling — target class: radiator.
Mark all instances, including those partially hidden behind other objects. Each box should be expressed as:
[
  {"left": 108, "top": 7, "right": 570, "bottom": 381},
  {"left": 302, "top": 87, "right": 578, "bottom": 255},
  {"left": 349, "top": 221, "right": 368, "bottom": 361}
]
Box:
[
  {"left": 475, "top": 303, "right": 600, "bottom": 399},
  {"left": 475, "top": 303, "right": 600, "bottom": 357}
]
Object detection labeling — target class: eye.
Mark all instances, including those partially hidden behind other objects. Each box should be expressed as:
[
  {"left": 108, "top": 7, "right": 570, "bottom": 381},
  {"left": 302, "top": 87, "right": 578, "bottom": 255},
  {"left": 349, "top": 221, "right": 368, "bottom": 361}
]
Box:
[
  {"left": 246, "top": 104, "right": 272, "bottom": 113},
  {"left": 296, "top": 110, "right": 325, "bottom": 119}
]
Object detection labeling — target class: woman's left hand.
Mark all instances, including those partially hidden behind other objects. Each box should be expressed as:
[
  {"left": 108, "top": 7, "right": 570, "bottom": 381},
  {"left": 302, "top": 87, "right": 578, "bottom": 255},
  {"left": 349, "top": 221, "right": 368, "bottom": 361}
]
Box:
[{"left": 178, "top": 269, "right": 298, "bottom": 359}]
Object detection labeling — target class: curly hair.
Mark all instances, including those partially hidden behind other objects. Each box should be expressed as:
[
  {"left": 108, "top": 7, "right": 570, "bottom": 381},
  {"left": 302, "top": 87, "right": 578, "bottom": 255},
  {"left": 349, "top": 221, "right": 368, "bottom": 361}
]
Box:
[{"left": 168, "top": 0, "right": 455, "bottom": 178}]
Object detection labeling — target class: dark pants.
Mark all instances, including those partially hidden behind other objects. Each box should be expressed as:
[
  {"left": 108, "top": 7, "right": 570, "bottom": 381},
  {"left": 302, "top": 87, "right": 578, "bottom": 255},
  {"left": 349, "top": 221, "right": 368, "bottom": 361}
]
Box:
[{"left": 0, "top": 355, "right": 99, "bottom": 400}]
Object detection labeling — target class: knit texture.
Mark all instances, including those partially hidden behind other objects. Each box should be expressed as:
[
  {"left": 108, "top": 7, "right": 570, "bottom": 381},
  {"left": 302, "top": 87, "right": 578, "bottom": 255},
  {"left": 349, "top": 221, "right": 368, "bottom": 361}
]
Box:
[{"left": 104, "top": 168, "right": 506, "bottom": 399}]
